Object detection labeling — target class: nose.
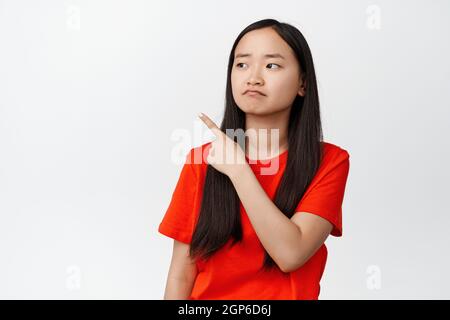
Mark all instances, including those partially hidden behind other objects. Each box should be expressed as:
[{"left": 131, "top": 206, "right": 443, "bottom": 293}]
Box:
[
  {"left": 247, "top": 77, "right": 264, "bottom": 86},
  {"left": 246, "top": 66, "right": 265, "bottom": 86}
]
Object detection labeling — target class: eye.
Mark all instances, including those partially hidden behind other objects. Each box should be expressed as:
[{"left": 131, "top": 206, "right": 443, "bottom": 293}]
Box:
[
  {"left": 235, "top": 62, "right": 280, "bottom": 69},
  {"left": 267, "top": 63, "right": 280, "bottom": 69}
]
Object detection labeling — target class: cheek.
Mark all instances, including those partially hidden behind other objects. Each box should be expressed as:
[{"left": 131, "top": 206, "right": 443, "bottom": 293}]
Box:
[
  {"left": 231, "top": 72, "right": 242, "bottom": 100},
  {"left": 272, "top": 75, "right": 300, "bottom": 99},
  {"left": 231, "top": 70, "right": 239, "bottom": 85}
]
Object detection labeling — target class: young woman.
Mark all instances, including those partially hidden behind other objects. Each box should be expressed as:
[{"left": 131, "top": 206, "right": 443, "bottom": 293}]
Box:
[{"left": 158, "top": 18, "right": 350, "bottom": 300}]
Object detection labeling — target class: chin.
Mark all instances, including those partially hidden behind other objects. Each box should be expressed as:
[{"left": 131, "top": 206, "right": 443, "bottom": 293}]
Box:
[
  {"left": 237, "top": 103, "right": 258, "bottom": 112},
  {"left": 238, "top": 103, "right": 286, "bottom": 116},
  {"left": 240, "top": 107, "right": 273, "bottom": 116}
]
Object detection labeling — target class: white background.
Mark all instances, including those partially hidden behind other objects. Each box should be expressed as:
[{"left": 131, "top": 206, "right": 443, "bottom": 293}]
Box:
[{"left": 1, "top": 0, "right": 449, "bottom": 299}]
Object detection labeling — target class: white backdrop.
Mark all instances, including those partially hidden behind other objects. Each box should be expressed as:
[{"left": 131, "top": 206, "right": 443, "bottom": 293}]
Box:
[{"left": 1, "top": 0, "right": 449, "bottom": 299}]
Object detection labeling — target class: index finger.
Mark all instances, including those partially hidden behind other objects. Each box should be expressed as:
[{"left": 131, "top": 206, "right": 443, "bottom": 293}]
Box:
[{"left": 198, "top": 112, "right": 223, "bottom": 137}]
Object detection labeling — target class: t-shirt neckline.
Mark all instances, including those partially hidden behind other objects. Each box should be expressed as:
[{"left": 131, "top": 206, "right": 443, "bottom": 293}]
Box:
[{"left": 245, "top": 149, "right": 289, "bottom": 167}]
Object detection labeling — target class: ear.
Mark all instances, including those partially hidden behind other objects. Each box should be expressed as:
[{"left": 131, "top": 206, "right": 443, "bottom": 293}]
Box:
[{"left": 298, "top": 79, "right": 306, "bottom": 97}]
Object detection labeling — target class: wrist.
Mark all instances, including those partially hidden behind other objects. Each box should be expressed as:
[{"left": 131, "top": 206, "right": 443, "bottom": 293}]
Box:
[{"left": 228, "top": 162, "right": 251, "bottom": 183}]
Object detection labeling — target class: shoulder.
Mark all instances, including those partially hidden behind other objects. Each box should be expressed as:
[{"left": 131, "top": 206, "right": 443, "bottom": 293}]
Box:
[
  {"left": 322, "top": 141, "right": 350, "bottom": 163},
  {"left": 186, "top": 141, "right": 212, "bottom": 165},
  {"left": 316, "top": 141, "right": 350, "bottom": 179},
  {"left": 183, "top": 142, "right": 212, "bottom": 178},
  {"left": 295, "top": 141, "right": 351, "bottom": 196}
]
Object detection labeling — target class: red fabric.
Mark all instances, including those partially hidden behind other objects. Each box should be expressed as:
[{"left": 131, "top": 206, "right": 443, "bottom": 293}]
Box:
[{"left": 158, "top": 141, "right": 350, "bottom": 300}]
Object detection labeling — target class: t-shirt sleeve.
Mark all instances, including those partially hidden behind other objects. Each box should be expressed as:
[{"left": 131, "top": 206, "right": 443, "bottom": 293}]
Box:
[
  {"left": 158, "top": 149, "right": 200, "bottom": 244},
  {"left": 294, "top": 149, "right": 350, "bottom": 237}
]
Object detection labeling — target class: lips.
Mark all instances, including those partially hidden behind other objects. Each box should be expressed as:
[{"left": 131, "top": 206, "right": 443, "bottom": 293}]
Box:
[{"left": 244, "top": 90, "right": 265, "bottom": 96}]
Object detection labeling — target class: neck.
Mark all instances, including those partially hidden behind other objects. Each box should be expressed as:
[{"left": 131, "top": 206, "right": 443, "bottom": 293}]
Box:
[{"left": 244, "top": 109, "right": 290, "bottom": 160}]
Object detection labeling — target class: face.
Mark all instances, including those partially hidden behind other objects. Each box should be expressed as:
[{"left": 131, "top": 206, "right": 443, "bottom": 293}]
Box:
[{"left": 231, "top": 27, "right": 306, "bottom": 116}]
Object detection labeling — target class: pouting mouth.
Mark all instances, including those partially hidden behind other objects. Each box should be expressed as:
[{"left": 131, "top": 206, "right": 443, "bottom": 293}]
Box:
[{"left": 243, "top": 90, "right": 266, "bottom": 96}]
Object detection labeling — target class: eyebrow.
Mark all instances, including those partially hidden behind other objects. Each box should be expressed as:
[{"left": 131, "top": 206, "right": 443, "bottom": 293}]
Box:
[{"left": 234, "top": 53, "right": 286, "bottom": 60}]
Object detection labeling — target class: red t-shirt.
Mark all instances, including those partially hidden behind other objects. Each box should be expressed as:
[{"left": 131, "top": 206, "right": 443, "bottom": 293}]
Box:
[{"left": 158, "top": 141, "right": 350, "bottom": 300}]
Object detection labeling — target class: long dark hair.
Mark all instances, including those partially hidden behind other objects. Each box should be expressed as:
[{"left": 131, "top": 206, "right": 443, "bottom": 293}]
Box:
[{"left": 189, "top": 18, "right": 324, "bottom": 273}]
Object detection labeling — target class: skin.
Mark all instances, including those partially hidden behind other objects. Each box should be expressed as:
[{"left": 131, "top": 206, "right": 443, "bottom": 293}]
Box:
[
  {"left": 196, "top": 28, "right": 332, "bottom": 272},
  {"left": 231, "top": 27, "right": 306, "bottom": 159}
]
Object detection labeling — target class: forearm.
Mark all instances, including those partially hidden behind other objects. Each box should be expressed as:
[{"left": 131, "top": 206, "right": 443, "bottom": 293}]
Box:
[
  {"left": 164, "top": 277, "right": 195, "bottom": 300},
  {"left": 229, "top": 165, "right": 302, "bottom": 272}
]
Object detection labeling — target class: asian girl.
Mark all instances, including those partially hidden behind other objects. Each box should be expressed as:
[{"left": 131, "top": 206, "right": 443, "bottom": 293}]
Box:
[{"left": 159, "top": 18, "right": 350, "bottom": 300}]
